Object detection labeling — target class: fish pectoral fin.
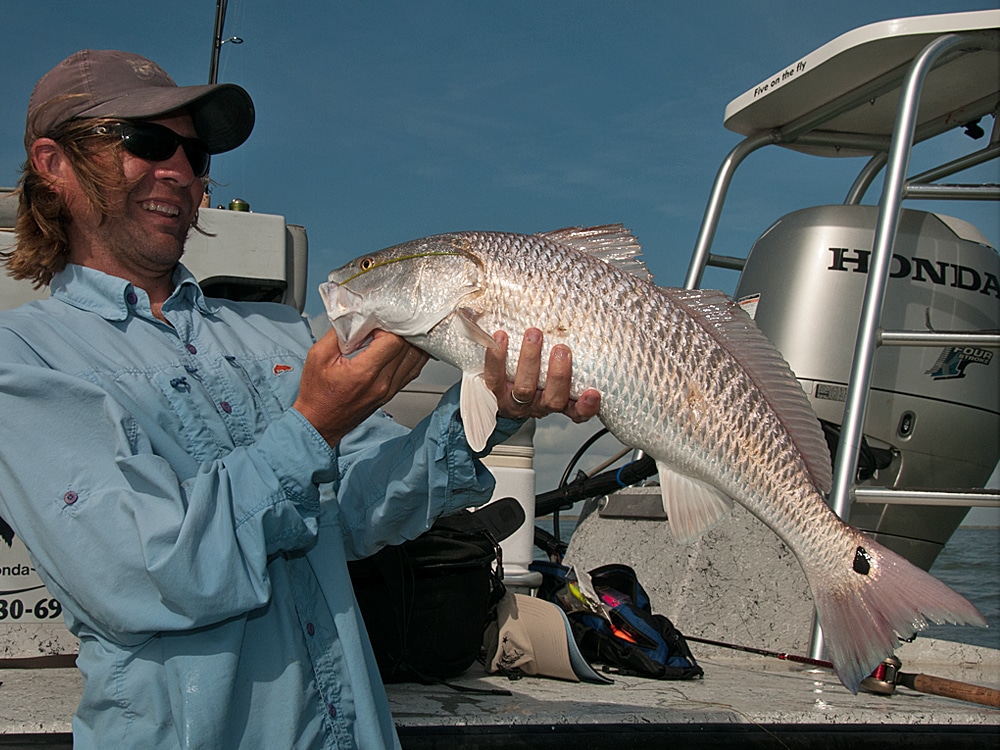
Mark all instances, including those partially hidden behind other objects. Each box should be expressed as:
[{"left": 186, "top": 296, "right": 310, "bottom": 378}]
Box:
[
  {"left": 456, "top": 308, "right": 501, "bottom": 350},
  {"left": 656, "top": 461, "right": 734, "bottom": 545},
  {"left": 460, "top": 369, "right": 498, "bottom": 452}
]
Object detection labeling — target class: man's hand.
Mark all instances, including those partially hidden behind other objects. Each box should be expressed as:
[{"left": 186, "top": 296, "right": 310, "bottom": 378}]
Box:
[
  {"left": 294, "top": 329, "right": 429, "bottom": 446},
  {"left": 485, "top": 328, "right": 601, "bottom": 422}
]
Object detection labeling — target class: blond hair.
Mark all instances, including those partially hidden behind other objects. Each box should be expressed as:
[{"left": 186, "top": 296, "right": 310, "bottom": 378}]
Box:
[{"left": 2, "top": 118, "right": 133, "bottom": 288}]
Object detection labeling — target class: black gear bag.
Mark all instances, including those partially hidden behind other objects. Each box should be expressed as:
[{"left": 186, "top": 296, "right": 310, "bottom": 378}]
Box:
[{"left": 348, "top": 499, "right": 523, "bottom": 683}]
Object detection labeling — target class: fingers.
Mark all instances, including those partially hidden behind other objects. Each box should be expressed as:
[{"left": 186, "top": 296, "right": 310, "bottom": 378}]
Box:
[
  {"left": 563, "top": 387, "right": 602, "bottom": 423},
  {"left": 294, "top": 329, "right": 428, "bottom": 446},
  {"left": 532, "top": 346, "right": 600, "bottom": 422},
  {"left": 492, "top": 329, "right": 601, "bottom": 422},
  {"left": 353, "top": 330, "right": 429, "bottom": 404},
  {"left": 309, "top": 325, "right": 346, "bottom": 360},
  {"left": 491, "top": 328, "right": 539, "bottom": 418},
  {"left": 381, "top": 335, "right": 430, "bottom": 394},
  {"left": 534, "top": 344, "right": 571, "bottom": 413},
  {"left": 511, "top": 328, "right": 543, "bottom": 407}
]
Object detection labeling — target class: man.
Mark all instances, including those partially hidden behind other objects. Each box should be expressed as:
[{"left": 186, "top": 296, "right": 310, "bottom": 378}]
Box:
[{"left": 0, "top": 50, "right": 600, "bottom": 749}]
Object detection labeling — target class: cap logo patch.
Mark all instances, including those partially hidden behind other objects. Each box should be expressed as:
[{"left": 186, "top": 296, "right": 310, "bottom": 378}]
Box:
[{"left": 131, "top": 60, "right": 159, "bottom": 80}]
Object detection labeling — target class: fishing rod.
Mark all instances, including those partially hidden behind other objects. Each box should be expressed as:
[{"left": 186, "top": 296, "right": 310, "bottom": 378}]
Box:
[
  {"left": 683, "top": 634, "right": 1000, "bottom": 708},
  {"left": 533, "top": 453, "right": 658, "bottom": 560},
  {"left": 534, "top": 453, "right": 658, "bottom": 518},
  {"left": 683, "top": 634, "right": 834, "bottom": 669},
  {"left": 209, "top": 0, "right": 244, "bottom": 84}
]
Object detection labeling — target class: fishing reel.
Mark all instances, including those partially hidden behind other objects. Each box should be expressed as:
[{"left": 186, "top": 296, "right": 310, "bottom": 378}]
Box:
[{"left": 859, "top": 655, "right": 901, "bottom": 696}]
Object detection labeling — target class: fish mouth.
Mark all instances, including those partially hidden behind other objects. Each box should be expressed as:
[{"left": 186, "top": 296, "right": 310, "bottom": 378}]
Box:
[{"left": 318, "top": 281, "right": 378, "bottom": 354}]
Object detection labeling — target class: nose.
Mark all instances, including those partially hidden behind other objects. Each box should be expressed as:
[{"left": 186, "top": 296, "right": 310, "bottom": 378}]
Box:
[{"left": 154, "top": 145, "right": 201, "bottom": 188}]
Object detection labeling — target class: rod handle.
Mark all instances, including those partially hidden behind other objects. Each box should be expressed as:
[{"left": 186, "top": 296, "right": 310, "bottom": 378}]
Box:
[{"left": 898, "top": 672, "right": 1000, "bottom": 708}]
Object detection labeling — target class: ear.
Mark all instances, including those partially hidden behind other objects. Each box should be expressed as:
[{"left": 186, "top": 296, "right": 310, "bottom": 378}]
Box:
[{"left": 29, "top": 138, "right": 74, "bottom": 192}]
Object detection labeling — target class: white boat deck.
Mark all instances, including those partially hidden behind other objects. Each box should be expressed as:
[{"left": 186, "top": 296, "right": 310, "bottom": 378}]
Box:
[{"left": 2, "top": 638, "right": 996, "bottom": 748}]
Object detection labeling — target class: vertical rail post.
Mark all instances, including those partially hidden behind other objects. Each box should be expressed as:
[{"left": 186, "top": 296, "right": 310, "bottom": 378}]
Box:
[{"left": 809, "top": 32, "right": 968, "bottom": 661}]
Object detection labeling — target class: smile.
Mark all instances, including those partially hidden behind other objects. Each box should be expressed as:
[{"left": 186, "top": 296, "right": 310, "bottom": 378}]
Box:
[{"left": 140, "top": 200, "right": 181, "bottom": 218}]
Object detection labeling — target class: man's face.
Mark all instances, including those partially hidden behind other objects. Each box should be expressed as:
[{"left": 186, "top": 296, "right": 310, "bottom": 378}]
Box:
[{"left": 64, "top": 112, "right": 207, "bottom": 279}]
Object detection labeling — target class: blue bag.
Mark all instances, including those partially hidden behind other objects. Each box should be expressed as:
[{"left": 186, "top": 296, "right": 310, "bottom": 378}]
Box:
[{"left": 530, "top": 561, "right": 703, "bottom": 680}]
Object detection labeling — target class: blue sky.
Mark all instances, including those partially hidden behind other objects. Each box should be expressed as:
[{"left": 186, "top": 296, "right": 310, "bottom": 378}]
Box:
[
  {"left": 2, "top": 1, "right": 997, "bottom": 518},
  {"left": 3, "top": 1, "right": 996, "bottom": 298}
]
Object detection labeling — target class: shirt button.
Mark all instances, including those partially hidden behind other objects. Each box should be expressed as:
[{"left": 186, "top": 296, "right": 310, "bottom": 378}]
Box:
[
  {"left": 220, "top": 401, "right": 233, "bottom": 414},
  {"left": 327, "top": 703, "right": 337, "bottom": 719},
  {"left": 126, "top": 292, "right": 138, "bottom": 305},
  {"left": 63, "top": 491, "right": 78, "bottom": 505},
  {"left": 306, "top": 622, "right": 315, "bottom": 636},
  {"left": 185, "top": 343, "right": 198, "bottom": 354}
]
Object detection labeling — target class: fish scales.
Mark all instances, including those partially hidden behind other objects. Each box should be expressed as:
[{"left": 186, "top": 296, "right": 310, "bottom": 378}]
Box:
[
  {"left": 459, "top": 232, "right": 812, "bottom": 525},
  {"left": 347, "top": 228, "right": 829, "bottom": 563},
  {"left": 321, "top": 225, "right": 987, "bottom": 693}
]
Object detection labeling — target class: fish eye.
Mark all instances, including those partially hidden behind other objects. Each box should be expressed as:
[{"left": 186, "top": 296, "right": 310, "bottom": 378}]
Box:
[{"left": 359, "top": 257, "right": 375, "bottom": 271}]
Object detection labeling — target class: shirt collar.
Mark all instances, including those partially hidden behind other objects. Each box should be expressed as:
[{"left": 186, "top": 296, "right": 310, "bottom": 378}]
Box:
[{"left": 50, "top": 263, "right": 220, "bottom": 321}]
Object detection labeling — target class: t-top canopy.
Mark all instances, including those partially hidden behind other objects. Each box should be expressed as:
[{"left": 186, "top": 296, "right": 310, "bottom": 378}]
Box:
[{"left": 723, "top": 10, "right": 1000, "bottom": 157}]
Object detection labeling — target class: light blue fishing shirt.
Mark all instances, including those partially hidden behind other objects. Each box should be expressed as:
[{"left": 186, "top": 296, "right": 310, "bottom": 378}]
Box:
[{"left": 0, "top": 263, "right": 516, "bottom": 749}]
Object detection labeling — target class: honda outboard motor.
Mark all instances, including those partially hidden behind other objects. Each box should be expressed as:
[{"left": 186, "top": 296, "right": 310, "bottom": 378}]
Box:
[{"left": 734, "top": 205, "right": 999, "bottom": 569}]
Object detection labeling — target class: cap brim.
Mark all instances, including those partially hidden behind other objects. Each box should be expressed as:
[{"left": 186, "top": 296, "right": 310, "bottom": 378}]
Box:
[
  {"left": 555, "top": 603, "right": 614, "bottom": 684},
  {"left": 487, "top": 593, "right": 612, "bottom": 684},
  {"left": 81, "top": 83, "right": 254, "bottom": 154}
]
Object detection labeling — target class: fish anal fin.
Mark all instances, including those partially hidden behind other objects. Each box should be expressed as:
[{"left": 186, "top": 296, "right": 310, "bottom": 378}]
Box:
[
  {"left": 656, "top": 460, "right": 734, "bottom": 545},
  {"left": 460, "top": 370, "right": 498, "bottom": 452}
]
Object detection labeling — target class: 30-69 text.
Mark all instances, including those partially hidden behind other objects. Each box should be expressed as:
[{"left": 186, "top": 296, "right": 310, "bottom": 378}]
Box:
[{"left": 0, "top": 597, "right": 62, "bottom": 620}]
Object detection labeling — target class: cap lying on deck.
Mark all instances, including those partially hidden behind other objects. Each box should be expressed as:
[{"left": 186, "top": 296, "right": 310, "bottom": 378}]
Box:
[{"left": 485, "top": 592, "right": 612, "bottom": 684}]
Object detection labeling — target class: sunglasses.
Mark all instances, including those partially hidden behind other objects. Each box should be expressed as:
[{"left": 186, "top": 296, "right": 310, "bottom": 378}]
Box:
[{"left": 91, "top": 121, "right": 211, "bottom": 178}]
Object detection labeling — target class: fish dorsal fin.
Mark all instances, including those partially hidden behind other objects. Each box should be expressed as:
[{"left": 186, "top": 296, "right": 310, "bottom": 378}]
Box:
[
  {"left": 664, "top": 289, "right": 833, "bottom": 494},
  {"left": 657, "top": 460, "right": 735, "bottom": 544},
  {"left": 538, "top": 224, "right": 653, "bottom": 281}
]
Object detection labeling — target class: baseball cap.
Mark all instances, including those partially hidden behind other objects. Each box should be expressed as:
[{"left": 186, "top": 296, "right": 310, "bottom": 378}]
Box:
[
  {"left": 484, "top": 592, "right": 613, "bottom": 684},
  {"left": 25, "top": 49, "right": 254, "bottom": 154}
]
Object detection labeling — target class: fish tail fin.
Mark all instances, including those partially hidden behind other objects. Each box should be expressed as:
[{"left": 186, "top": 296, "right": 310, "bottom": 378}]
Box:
[{"left": 806, "top": 535, "right": 987, "bottom": 694}]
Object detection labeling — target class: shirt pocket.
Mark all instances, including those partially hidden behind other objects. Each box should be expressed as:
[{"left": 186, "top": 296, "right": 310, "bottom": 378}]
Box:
[
  {"left": 226, "top": 353, "right": 305, "bottom": 422},
  {"left": 147, "top": 368, "right": 234, "bottom": 462}
]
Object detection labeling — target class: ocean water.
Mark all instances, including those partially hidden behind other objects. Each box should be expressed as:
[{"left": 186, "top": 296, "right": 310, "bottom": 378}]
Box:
[
  {"left": 540, "top": 519, "right": 999, "bottom": 651},
  {"left": 923, "top": 526, "right": 999, "bottom": 650}
]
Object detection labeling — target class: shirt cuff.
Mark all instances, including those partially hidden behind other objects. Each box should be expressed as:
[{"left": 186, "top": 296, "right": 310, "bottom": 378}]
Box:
[{"left": 253, "top": 408, "right": 340, "bottom": 504}]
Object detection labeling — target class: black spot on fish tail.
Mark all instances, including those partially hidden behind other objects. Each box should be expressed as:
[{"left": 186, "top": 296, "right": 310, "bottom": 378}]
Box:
[{"left": 853, "top": 546, "right": 872, "bottom": 576}]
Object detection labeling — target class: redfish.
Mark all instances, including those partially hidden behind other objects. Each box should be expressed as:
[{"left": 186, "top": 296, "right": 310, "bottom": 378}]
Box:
[{"left": 320, "top": 224, "right": 986, "bottom": 692}]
